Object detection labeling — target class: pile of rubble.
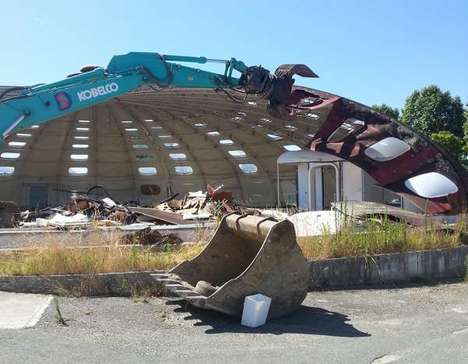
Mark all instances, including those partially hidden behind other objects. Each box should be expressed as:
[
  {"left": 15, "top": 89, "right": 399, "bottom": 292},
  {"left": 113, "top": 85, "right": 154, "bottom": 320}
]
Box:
[
  {"left": 0, "top": 186, "right": 238, "bottom": 248},
  {"left": 0, "top": 184, "right": 238, "bottom": 246},
  {"left": 129, "top": 184, "right": 237, "bottom": 225}
]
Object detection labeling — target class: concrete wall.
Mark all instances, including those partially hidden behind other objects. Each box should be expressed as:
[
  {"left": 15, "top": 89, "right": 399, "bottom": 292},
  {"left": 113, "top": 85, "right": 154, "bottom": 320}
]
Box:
[
  {"left": 309, "top": 246, "right": 468, "bottom": 289},
  {"left": 0, "top": 272, "right": 159, "bottom": 296}
]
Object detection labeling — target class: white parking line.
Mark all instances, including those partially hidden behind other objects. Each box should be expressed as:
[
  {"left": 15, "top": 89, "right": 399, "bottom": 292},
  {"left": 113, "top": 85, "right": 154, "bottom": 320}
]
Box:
[{"left": 0, "top": 291, "right": 52, "bottom": 329}]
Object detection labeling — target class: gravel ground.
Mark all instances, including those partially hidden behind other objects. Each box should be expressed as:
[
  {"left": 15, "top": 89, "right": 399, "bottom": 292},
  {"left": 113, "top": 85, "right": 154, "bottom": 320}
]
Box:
[{"left": 1, "top": 282, "right": 468, "bottom": 363}]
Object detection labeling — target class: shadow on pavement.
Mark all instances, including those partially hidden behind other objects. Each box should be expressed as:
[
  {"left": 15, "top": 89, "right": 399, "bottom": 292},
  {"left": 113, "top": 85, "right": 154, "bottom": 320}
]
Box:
[{"left": 165, "top": 300, "right": 370, "bottom": 337}]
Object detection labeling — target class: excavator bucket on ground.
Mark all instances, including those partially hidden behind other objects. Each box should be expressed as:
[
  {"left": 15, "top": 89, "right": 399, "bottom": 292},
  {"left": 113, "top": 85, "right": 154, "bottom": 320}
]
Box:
[{"left": 153, "top": 213, "right": 309, "bottom": 318}]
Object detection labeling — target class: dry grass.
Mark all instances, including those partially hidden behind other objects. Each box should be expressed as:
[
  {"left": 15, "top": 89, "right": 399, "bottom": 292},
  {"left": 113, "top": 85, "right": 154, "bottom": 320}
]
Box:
[
  {"left": 0, "top": 244, "right": 205, "bottom": 276},
  {"left": 0, "top": 212, "right": 466, "bottom": 276},
  {"left": 298, "top": 216, "right": 466, "bottom": 260}
]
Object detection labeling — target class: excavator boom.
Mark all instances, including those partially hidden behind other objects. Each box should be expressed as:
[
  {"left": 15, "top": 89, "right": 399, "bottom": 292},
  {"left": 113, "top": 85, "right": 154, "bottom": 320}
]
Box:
[{"left": 0, "top": 52, "right": 270, "bottom": 141}]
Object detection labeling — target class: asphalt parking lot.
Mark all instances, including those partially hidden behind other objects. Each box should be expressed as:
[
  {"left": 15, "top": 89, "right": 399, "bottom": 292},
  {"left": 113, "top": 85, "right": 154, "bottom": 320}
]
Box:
[{"left": 1, "top": 282, "right": 468, "bottom": 364}]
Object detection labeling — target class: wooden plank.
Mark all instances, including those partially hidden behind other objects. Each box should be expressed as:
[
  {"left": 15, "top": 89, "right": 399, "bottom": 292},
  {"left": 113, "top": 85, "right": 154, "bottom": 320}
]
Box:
[{"left": 129, "top": 207, "right": 192, "bottom": 225}]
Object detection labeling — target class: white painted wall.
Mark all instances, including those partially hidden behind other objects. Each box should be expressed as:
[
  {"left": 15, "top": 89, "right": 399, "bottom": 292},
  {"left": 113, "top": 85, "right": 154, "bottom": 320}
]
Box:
[
  {"left": 296, "top": 161, "right": 363, "bottom": 211},
  {"left": 297, "top": 163, "right": 309, "bottom": 210},
  {"left": 342, "top": 162, "right": 363, "bottom": 202}
]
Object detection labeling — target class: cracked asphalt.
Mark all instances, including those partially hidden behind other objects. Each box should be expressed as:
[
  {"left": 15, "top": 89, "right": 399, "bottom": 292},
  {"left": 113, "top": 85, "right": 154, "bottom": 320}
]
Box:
[{"left": 1, "top": 282, "right": 467, "bottom": 363}]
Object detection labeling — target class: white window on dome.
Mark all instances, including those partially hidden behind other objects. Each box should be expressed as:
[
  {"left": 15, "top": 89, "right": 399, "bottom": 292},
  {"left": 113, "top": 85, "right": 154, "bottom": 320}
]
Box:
[
  {"left": 0, "top": 166, "right": 15, "bottom": 176},
  {"left": 164, "top": 142, "right": 179, "bottom": 149},
  {"left": 8, "top": 141, "right": 26, "bottom": 148},
  {"left": 70, "top": 154, "right": 88, "bottom": 161},
  {"left": 138, "top": 167, "right": 158, "bottom": 176},
  {"left": 133, "top": 144, "right": 149, "bottom": 149},
  {"left": 207, "top": 131, "right": 220, "bottom": 136},
  {"left": 1, "top": 152, "right": 21, "bottom": 159},
  {"left": 193, "top": 122, "right": 207, "bottom": 128},
  {"left": 121, "top": 120, "right": 133, "bottom": 124},
  {"left": 238, "top": 163, "right": 258, "bottom": 174},
  {"left": 144, "top": 119, "right": 154, "bottom": 122},
  {"left": 68, "top": 167, "right": 88, "bottom": 176},
  {"left": 169, "top": 153, "right": 187, "bottom": 161},
  {"left": 78, "top": 119, "right": 91, "bottom": 123},
  {"left": 267, "top": 133, "right": 282, "bottom": 141},
  {"left": 219, "top": 139, "right": 234, "bottom": 145},
  {"left": 404, "top": 172, "right": 458, "bottom": 198},
  {"left": 16, "top": 133, "right": 32, "bottom": 138},
  {"left": 76, "top": 127, "right": 89, "bottom": 132},
  {"left": 175, "top": 166, "right": 193, "bottom": 175},
  {"left": 328, "top": 118, "right": 365, "bottom": 143},
  {"left": 283, "top": 144, "right": 301, "bottom": 151},
  {"left": 228, "top": 150, "right": 247, "bottom": 158},
  {"left": 364, "top": 137, "right": 411, "bottom": 162},
  {"left": 125, "top": 128, "right": 138, "bottom": 132},
  {"left": 74, "top": 136, "right": 89, "bottom": 140},
  {"left": 72, "top": 144, "right": 89, "bottom": 149},
  {"left": 305, "top": 113, "right": 320, "bottom": 120}
]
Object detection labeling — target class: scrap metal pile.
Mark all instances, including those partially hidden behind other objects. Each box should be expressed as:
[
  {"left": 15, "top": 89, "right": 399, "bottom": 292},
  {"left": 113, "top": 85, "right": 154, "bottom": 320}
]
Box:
[
  {"left": 0, "top": 184, "right": 239, "bottom": 245},
  {"left": 130, "top": 184, "right": 237, "bottom": 225}
]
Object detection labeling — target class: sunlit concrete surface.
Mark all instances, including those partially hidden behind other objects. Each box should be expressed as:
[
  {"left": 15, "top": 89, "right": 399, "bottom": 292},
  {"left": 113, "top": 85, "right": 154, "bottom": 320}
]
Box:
[
  {"left": 0, "top": 283, "right": 467, "bottom": 363},
  {"left": 0, "top": 292, "right": 52, "bottom": 329}
]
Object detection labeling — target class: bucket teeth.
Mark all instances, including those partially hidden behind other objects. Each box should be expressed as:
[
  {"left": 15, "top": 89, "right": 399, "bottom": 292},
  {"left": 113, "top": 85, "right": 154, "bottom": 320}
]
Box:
[
  {"left": 152, "top": 274, "right": 207, "bottom": 306},
  {"left": 164, "top": 283, "right": 185, "bottom": 288},
  {"left": 185, "top": 296, "right": 206, "bottom": 301},
  {"left": 151, "top": 273, "right": 169, "bottom": 279},
  {"left": 174, "top": 289, "right": 197, "bottom": 294},
  {"left": 154, "top": 278, "right": 180, "bottom": 284}
]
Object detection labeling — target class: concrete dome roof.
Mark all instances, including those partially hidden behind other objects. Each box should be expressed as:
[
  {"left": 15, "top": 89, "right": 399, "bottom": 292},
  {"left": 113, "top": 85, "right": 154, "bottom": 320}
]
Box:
[
  {"left": 0, "top": 85, "right": 466, "bottom": 213},
  {"left": 0, "top": 87, "right": 320, "bottom": 207}
]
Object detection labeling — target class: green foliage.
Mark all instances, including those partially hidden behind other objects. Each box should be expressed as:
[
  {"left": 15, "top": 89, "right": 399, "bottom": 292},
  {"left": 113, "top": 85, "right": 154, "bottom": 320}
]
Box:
[
  {"left": 431, "top": 131, "right": 467, "bottom": 163},
  {"left": 464, "top": 116, "right": 468, "bottom": 142},
  {"left": 402, "top": 85, "right": 465, "bottom": 138},
  {"left": 372, "top": 104, "right": 400, "bottom": 120}
]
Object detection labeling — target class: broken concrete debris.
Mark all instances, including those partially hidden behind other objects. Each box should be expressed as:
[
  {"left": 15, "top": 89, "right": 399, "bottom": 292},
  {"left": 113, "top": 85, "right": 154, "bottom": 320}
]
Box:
[{"left": 0, "top": 184, "right": 236, "bottom": 245}]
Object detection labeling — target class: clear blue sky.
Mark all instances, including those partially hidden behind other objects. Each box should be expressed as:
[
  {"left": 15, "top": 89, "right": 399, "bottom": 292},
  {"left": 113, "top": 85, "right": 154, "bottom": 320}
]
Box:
[{"left": 1, "top": 0, "right": 467, "bottom": 109}]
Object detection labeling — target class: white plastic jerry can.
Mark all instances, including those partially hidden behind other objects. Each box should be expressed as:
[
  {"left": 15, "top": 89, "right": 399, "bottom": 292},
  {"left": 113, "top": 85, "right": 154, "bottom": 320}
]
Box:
[{"left": 241, "top": 293, "right": 272, "bottom": 328}]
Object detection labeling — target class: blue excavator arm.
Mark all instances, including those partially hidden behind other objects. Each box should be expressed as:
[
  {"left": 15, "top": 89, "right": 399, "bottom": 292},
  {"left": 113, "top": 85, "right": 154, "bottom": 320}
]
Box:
[{"left": 0, "top": 52, "right": 286, "bottom": 141}]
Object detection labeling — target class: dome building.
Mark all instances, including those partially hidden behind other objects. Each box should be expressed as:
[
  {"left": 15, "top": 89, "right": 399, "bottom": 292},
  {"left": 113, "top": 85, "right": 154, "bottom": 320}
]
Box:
[{"left": 0, "top": 85, "right": 466, "bottom": 214}]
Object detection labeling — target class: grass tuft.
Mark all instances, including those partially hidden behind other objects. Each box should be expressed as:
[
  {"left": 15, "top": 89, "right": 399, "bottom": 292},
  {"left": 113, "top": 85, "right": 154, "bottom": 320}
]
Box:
[{"left": 53, "top": 297, "right": 68, "bottom": 326}]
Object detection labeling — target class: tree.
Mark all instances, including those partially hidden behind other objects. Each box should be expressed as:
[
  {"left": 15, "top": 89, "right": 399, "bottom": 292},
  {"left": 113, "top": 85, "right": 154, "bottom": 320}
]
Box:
[
  {"left": 464, "top": 108, "right": 468, "bottom": 141},
  {"left": 431, "top": 131, "right": 466, "bottom": 163},
  {"left": 372, "top": 104, "right": 400, "bottom": 120},
  {"left": 402, "top": 85, "right": 465, "bottom": 138}
]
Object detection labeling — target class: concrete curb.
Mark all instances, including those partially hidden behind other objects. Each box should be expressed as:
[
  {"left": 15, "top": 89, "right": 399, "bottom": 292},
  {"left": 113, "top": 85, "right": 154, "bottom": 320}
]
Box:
[
  {"left": 0, "top": 271, "right": 163, "bottom": 296},
  {"left": 0, "top": 246, "right": 467, "bottom": 294},
  {"left": 309, "top": 245, "right": 468, "bottom": 289}
]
